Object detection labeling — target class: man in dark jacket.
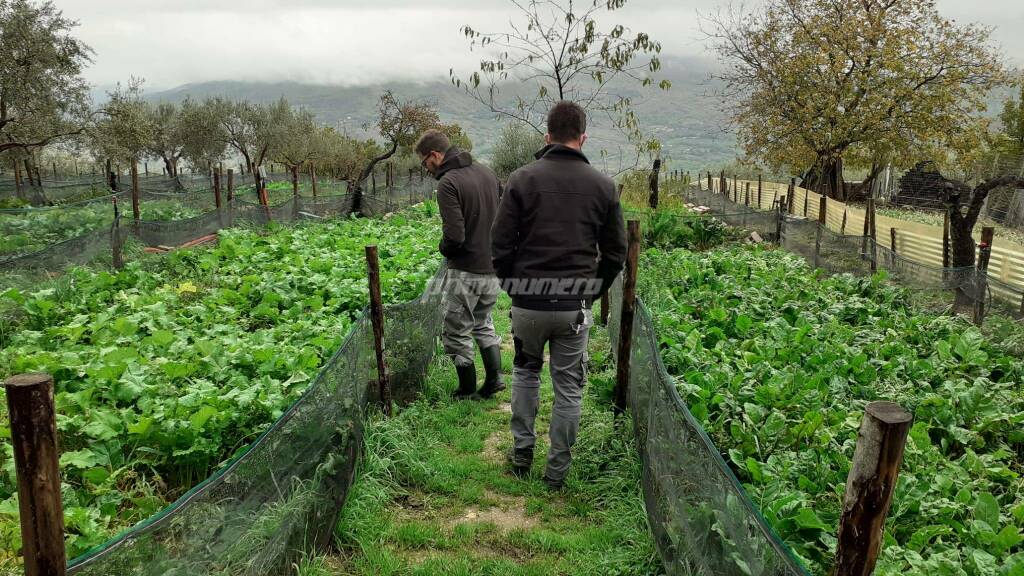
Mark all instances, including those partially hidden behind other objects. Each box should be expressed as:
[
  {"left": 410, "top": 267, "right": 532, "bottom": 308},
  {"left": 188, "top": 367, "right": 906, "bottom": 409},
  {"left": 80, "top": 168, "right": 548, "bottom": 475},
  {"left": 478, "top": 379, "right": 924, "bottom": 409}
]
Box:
[
  {"left": 491, "top": 101, "right": 627, "bottom": 490},
  {"left": 416, "top": 129, "right": 504, "bottom": 400}
]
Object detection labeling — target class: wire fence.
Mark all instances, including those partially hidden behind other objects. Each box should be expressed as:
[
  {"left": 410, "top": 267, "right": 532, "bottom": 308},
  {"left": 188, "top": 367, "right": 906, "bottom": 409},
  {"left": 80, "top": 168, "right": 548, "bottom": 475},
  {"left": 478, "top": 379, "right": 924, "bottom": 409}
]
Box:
[
  {"left": 0, "top": 173, "right": 437, "bottom": 275},
  {"left": 675, "top": 181, "right": 1023, "bottom": 322}
]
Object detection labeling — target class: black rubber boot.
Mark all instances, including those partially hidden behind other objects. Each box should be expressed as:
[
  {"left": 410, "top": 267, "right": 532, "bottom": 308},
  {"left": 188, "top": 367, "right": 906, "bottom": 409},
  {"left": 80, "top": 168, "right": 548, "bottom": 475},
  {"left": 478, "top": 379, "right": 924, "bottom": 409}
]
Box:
[
  {"left": 506, "top": 447, "right": 533, "bottom": 478},
  {"left": 475, "top": 345, "right": 505, "bottom": 399},
  {"left": 453, "top": 364, "right": 477, "bottom": 400}
]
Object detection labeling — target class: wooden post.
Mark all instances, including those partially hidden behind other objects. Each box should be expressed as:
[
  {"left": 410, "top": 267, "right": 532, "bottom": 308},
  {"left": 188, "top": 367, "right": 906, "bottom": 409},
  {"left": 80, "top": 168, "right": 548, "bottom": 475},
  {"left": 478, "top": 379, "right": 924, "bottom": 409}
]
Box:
[
  {"left": 111, "top": 198, "right": 123, "bottom": 269},
  {"left": 130, "top": 159, "right": 140, "bottom": 221},
  {"left": 144, "top": 162, "right": 149, "bottom": 176},
  {"left": 227, "top": 169, "right": 235, "bottom": 201},
  {"left": 942, "top": 211, "right": 951, "bottom": 269},
  {"left": 52, "top": 161, "right": 57, "bottom": 179},
  {"left": 803, "top": 188, "right": 810, "bottom": 218},
  {"left": 707, "top": 171, "right": 712, "bottom": 192},
  {"left": 841, "top": 209, "right": 848, "bottom": 235},
  {"left": 815, "top": 197, "right": 827, "bottom": 269},
  {"left": 310, "top": 163, "right": 318, "bottom": 197},
  {"left": 3, "top": 373, "right": 67, "bottom": 576},
  {"left": 974, "top": 227, "right": 995, "bottom": 326},
  {"left": 868, "top": 199, "right": 877, "bottom": 272},
  {"left": 600, "top": 292, "right": 610, "bottom": 326},
  {"left": 744, "top": 182, "right": 751, "bottom": 207},
  {"left": 365, "top": 246, "right": 391, "bottom": 417},
  {"left": 788, "top": 178, "right": 796, "bottom": 214},
  {"left": 776, "top": 195, "right": 786, "bottom": 243},
  {"left": 291, "top": 165, "right": 299, "bottom": 197},
  {"left": 890, "top": 227, "right": 897, "bottom": 253},
  {"left": 213, "top": 170, "right": 222, "bottom": 209},
  {"left": 832, "top": 401, "right": 912, "bottom": 576},
  {"left": 757, "top": 175, "right": 763, "bottom": 209},
  {"left": 733, "top": 174, "right": 738, "bottom": 202},
  {"left": 719, "top": 170, "right": 726, "bottom": 196},
  {"left": 613, "top": 220, "right": 641, "bottom": 415}
]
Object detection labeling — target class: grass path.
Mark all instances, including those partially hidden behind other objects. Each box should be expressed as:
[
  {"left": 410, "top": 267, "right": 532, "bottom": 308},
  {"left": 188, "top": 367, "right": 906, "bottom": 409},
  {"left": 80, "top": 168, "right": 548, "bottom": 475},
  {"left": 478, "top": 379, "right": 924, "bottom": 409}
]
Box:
[{"left": 307, "top": 295, "right": 659, "bottom": 575}]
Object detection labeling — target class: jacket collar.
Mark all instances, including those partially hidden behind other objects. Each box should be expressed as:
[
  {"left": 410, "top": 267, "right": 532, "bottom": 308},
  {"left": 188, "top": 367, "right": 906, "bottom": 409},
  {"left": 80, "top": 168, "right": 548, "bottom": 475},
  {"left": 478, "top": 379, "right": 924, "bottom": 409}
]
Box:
[
  {"left": 434, "top": 147, "right": 473, "bottom": 180},
  {"left": 534, "top": 143, "right": 591, "bottom": 164}
]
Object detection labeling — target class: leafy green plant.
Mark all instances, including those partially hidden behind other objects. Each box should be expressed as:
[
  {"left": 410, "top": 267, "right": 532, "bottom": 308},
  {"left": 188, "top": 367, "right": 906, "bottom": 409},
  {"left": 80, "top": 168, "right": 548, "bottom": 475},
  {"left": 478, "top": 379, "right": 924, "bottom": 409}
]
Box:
[
  {"left": 639, "top": 245, "right": 1024, "bottom": 575},
  {"left": 0, "top": 210, "right": 441, "bottom": 559}
]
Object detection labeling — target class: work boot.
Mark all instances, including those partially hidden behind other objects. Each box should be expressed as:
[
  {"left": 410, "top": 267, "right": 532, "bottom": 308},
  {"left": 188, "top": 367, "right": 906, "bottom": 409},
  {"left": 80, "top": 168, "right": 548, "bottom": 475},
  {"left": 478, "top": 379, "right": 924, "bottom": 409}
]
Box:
[
  {"left": 506, "top": 447, "right": 533, "bottom": 478},
  {"left": 453, "top": 364, "right": 477, "bottom": 400},
  {"left": 542, "top": 474, "right": 565, "bottom": 492},
  {"left": 475, "top": 345, "right": 505, "bottom": 399}
]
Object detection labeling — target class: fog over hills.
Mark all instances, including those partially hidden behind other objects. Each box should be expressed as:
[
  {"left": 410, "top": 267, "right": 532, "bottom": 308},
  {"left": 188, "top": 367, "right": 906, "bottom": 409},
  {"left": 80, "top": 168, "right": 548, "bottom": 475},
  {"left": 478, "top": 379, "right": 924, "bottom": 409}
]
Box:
[{"left": 145, "top": 56, "right": 737, "bottom": 172}]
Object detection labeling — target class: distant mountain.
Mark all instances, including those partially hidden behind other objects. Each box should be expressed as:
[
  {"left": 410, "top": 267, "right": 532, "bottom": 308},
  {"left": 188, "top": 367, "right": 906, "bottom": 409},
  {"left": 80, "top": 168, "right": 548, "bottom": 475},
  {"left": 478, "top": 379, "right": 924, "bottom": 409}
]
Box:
[{"left": 147, "top": 56, "right": 738, "bottom": 172}]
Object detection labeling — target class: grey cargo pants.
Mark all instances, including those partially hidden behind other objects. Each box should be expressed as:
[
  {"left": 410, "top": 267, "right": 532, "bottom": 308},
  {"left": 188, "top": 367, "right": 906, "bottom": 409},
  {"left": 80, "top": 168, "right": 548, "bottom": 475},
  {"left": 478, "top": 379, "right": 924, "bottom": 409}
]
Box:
[
  {"left": 510, "top": 305, "right": 592, "bottom": 482},
  {"left": 443, "top": 269, "right": 501, "bottom": 367}
]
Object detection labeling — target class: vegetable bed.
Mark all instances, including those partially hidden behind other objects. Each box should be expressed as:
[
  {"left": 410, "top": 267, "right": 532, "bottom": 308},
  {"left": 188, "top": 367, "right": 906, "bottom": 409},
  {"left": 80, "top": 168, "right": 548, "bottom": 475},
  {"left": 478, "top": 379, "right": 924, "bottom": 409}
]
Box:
[
  {"left": 0, "top": 206, "right": 440, "bottom": 559},
  {"left": 640, "top": 244, "right": 1024, "bottom": 575}
]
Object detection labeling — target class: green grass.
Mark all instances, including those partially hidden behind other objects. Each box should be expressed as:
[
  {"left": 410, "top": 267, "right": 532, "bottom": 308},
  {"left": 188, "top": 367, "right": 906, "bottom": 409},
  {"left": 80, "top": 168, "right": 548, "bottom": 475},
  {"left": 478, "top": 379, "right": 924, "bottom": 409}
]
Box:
[{"left": 324, "top": 295, "right": 660, "bottom": 575}]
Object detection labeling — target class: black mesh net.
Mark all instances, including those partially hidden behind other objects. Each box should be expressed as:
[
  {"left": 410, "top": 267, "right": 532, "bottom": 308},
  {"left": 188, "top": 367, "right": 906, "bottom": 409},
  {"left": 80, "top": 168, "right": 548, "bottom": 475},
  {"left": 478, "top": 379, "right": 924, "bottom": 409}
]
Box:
[
  {"left": 66, "top": 264, "right": 446, "bottom": 575},
  {"left": 606, "top": 277, "right": 809, "bottom": 576}
]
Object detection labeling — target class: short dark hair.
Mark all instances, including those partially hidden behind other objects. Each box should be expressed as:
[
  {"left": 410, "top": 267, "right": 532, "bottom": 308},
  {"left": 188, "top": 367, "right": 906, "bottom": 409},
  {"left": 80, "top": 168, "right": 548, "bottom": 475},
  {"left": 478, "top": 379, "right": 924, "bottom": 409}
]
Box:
[
  {"left": 546, "top": 101, "right": 587, "bottom": 143},
  {"left": 414, "top": 129, "right": 450, "bottom": 156}
]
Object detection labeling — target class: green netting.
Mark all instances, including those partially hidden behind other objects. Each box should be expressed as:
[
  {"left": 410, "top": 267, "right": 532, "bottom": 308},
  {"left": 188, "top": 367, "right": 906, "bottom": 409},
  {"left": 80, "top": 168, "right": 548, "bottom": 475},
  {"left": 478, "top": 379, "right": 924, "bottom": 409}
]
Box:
[
  {"left": 66, "top": 263, "right": 447, "bottom": 575},
  {"left": 607, "top": 276, "right": 809, "bottom": 576}
]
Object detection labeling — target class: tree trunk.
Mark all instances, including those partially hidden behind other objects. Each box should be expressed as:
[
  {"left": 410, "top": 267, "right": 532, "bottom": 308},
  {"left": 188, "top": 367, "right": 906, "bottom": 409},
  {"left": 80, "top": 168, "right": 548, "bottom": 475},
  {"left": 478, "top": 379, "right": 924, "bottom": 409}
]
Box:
[{"left": 648, "top": 158, "right": 661, "bottom": 209}]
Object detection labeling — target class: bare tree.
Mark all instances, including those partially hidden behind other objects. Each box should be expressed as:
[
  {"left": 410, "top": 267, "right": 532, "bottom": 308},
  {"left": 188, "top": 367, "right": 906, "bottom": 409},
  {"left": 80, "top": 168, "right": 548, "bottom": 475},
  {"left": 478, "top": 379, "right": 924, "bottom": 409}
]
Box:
[{"left": 452, "top": 0, "right": 668, "bottom": 155}]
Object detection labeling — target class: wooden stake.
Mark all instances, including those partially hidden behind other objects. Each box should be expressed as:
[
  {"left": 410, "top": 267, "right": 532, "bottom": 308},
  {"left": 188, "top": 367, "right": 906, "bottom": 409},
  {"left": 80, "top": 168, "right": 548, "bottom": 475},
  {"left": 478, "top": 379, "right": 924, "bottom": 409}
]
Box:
[
  {"left": 744, "top": 182, "right": 751, "bottom": 207},
  {"left": 841, "top": 209, "right": 848, "bottom": 235},
  {"left": 600, "top": 292, "right": 610, "bottom": 326},
  {"left": 111, "top": 198, "right": 123, "bottom": 269},
  {"left": 757, "top": 174, "right": 763, "bottom": 209},
  {"left": 227, "top": 169, "right": 235, "bottom": 201},
  {"left": 310, "top": 163, "right": 318, "bottom": 197},
  {"left": 130, "top": 159, "right": 140, "bottom": 221},
  {"left": 3, "top": 373, "right": 67, "bottom": 576},
  {"left": 789, "top": 178, "right": 796, "bottom": 214},
  {"left": 942, "top": 211, "right": 951, "bottom": 269},
  {"left": 291, "top": 165, "right": 300, "bottom": 197},
  {"left": 213, "top": 170, "right": 222, "bottom": 209},
  {"left": 868, "top": 199, "right": 877, "bottom": 272},
  {"left": 613, "top": 220, "right": 641, "bottom": 415},
  {"left": 832, "top": 401, "right": 912, "bottom": 576},
  {"left": 815, "top": 197, "right": 828, "bottom": 268},
  {"left": 365, "top": 246, "right": 391, "bottom": 417},
  {"left": 803, "top": 188, "right": 810, "bottom": 218},
  {"left": 890, "top": 227, "right": 897, "bottom": 253},
  {"left": 13, "top": 159, "right": 23, "bottom": 200},
  {"left": 974, "top": 227, "right": 995, "bottom": 325}
]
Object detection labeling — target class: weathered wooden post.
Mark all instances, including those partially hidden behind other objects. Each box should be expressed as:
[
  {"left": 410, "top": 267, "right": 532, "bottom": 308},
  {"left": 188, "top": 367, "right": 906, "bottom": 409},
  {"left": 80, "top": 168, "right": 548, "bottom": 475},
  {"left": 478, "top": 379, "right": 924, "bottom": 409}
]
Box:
[
  {"left": 890, "top": 227, "right": 898, "bottom": 253},
  {"left": 803, "top": 188, "right": 810, "bottom": 218},
  {"left": 365, "top": 245, "right": 391, "bottom": 417},
  {"left": 757, "top": 174, "right": 763, "bottom": 209},
  {"left": 52, "top": 161, "right": 58, "bottom": 179},
  {"left": 815, "top": 197, "right": 828, "bottom": 269},
  {"left": 13, "top": 159, "right": 24, "bottom": 200},
  {"left": 291, "top": 165, "right": 300, "bottom": 198},
  {"left": 942, "top": 211, "right": 951, "bottom": 269},
  {"left": 744, "top": 182, "right": 751, "bottom": 207},
  {"left": 788, "top": 178, "right": 796, "bottom": 214},
  {"left": 144, "top": 161, "right": 149, "bottom": 176},
  {"left": 213, "top": 170, "right": 222, "bottom": 209},
  {"left": 707, "top": 171, "right": 713, "bottom": 192},
  {"left": 868, "top": 199, "right": 878, "bottom": 272},
  {"left": 310, "top": 163, "right": 318, "bottom": 197},
  {"left": 226, "top": 169, "right": 235, "bottom": 201},
  {"left": 732, "top": 174, "right": 738, "bottom": 202},
  {"left": 776, "top": 195, "right": 786, "bottom": 243},
  {"left": 648, "top": 158, "right": 661, "bottom": 209},
  {"left": 832, "top": 401, "right": 912, "bottom": 576},
  {"left": 613, "top": 220, "right": 641, "bottom": 416},
  {"left": 130, "top": 159, "right": 141, "bottom": 221},
  {"left": 719, "top": 170, "right": 726, "bottom": 196},
  {"left": 111, "top": 197, "right": 123, "bottom": 269},
  {"left": 3, "top": 373, "right": 67, "bottom": 576},
  {"left": 974, "top": 227, "right": 994, "bottom": 326}
]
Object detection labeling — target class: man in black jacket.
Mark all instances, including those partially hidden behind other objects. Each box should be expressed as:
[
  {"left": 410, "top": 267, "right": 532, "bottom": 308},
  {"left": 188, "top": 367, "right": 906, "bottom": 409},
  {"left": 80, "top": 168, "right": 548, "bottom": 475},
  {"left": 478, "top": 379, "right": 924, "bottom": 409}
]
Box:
[
  {"left": 491, "top": 101, "right": 627, "bottom": 490},
  {"left": 416, "top": 129, "right": 504, "bottom": 400}
]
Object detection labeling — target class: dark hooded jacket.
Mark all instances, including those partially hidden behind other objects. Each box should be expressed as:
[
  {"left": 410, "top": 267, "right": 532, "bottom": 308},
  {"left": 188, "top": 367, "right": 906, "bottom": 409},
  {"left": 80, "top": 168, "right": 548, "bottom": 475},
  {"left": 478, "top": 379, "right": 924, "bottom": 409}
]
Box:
[
  {"left": 435, "top": 147, "right": 501, "bottom": 274},
  {"left": 491, "top": 144, "right": 627, "bottom": 311}
]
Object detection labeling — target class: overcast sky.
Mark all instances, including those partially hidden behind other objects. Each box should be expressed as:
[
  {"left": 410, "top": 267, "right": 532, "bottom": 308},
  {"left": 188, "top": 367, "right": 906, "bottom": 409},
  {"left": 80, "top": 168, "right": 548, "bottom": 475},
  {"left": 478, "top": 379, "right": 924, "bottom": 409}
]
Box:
[{"left": 52, "top": 0, "right": 1024, "bottom": 91}]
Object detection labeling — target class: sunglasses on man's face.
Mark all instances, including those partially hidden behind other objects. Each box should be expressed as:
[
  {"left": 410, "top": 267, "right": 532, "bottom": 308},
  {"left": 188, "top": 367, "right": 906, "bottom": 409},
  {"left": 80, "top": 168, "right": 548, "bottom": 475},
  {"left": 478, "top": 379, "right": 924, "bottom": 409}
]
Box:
[{"left": 420, "top": 153, "right": 433, "bottom": 168}]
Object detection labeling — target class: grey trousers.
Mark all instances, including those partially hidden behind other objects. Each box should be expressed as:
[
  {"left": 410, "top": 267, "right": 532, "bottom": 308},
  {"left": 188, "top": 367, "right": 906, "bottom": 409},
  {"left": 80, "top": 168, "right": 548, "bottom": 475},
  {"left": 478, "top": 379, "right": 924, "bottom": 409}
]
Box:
[
  {"left": 510, "top": 305, "right": 592, "bottom": 482},
  {"left": 443, "top": 269, "right": 500, "bottom": 367}
]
